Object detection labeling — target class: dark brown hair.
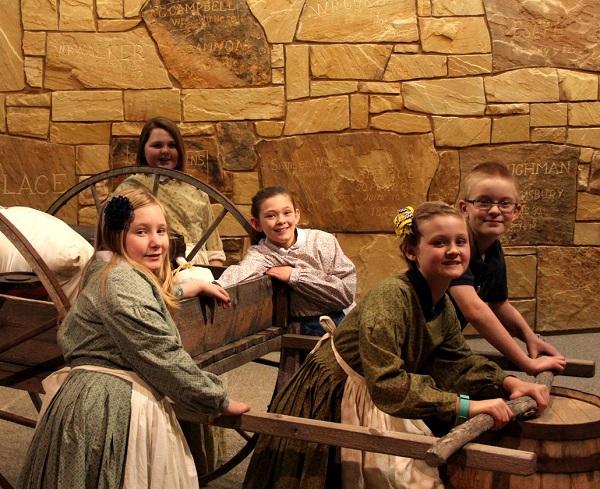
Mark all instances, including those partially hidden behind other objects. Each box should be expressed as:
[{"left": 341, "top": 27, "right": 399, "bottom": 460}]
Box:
[
  {"left": 399, "top": 201, "right": 465, "bottom": 268},
  {"left": 136, "top": 117, "right": 186, "bottom": 171},
  {"left": 250, "top": 186, "right": 297, "bottom": 219}
]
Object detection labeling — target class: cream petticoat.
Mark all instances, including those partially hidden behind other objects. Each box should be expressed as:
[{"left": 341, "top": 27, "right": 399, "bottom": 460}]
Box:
[
  {"left": 41, "top": 365, "right": 199, "bottom": 489},
  {"left": 327, "top": 336, "right": 443, "bottom": 489}
]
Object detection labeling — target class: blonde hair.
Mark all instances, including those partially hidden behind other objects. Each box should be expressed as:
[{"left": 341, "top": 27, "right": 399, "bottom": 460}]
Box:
[
  {"left": 398, "top": 201, "right": 465, "bottom": 269},
  {"left": 462, "top": 162, "right": 520, "bottom": 202},
  {"left": 94, "top": 187, "right": 178, "bottom": 310}
]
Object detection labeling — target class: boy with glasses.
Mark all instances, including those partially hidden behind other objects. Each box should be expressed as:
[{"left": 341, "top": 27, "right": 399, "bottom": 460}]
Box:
[{"left": 449, "top": 162, "right": 566, "bottom": 375}]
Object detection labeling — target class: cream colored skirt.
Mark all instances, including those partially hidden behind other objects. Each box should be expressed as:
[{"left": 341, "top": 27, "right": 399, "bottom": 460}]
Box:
[
  {"left": 41, "top": 365, "right": 199, "bottom": 489},
  {"left": 330, "top": 340, "right": 444, "bottom": 489}
]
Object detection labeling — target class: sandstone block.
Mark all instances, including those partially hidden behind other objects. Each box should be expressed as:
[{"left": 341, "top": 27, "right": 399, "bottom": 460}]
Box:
[
  {"left": 6, "top": 93, "right": 51, "bottom": 107},
  {"left": 22, "top": 0, "right": 58, "bottom": 30},
  {"left": 558, "top": 69, "right": 598, "bottom": 101},
  {"left": 142, "top": 0, "right": 271, "bottom": 89},
  {"left": 506, "top": 254, "right": 536, "bottom": 298},
  {"left": 286, "top": 45, "right": 309, "bottom": 100},
  {"left": 417, "top": 0, "right": 431, "bottom": 16},
  {"left": 358, "top": 82, "right": 400, "bottom": 94},
  {"left": 257, "top": 132, "right": 438, "bottom": 232},
  {"left": 530, "top": 103, "right": 567, "bottom": 127},
  {"left": 420, "top": 17, "right": 491, "bottom": 54},
  {"left": 567, "top": 128, "right": 600, "bottom": 149},
  {"left": 590, "top": 153, "right": 600, "bottom": 194},
  {"left": 124, "top": 0, "right": 145, "bottom": 17},
  {"left": 537, "top": 247, "right": 600, "bottom": 332},
  {"left": 111, "top": 122, "right": 146, "bottom": 136},
  {"left": 311, "top": 45, "right": 391, "bottom": 80},
  {"left": 485, "top": 68, "right": 559, "bottom": 103},
  {"left": 311, "top": 81, "right": 358, "bottom": 97},
  {"left": 576, "top": 192, "right": 600, "bottom": 220},
  {"left": 7, "top": 108, "right": 49, "bottom": 139},
  {"left": 531, "top": 127, "right": 566, "bottom": 144},
  {"left": 183, "top": 88, "right": 285, "bottom": 121},
  {"left": 511, "top": 300, "right": 536, "bottom": 328},
  {"left": 370, "top": 95, "right": 403, "bottom": 114},
  {"left": 371, "top": 112, "right": 430, "bottom": 134},
  {"left": 271, "top": 44, "right": 284, "bottom": 68},
  {"left": 53, "top": 91, "right": 124, "bottom": 122},
  {"left": 485, "top": 104, "right": 529, "bottom": 115},
  {"left": 97, "top": 0, "right": 122, "bottom": 18},
  {"left": 46, "top": 30, "right": 172, "bottom": 90},
  {"left": 124, "top": 89, "right": 181, "bottom": 121},
  {"left": 574, "top": 223, "right": 600, "bottom": 245},
  {"left": 487, "top": 0, "right": 600, "bottom": 73},
  {"left": 578, "top": 163, "right": 590, "bottom": 191},
  {"left": 254, "top": 121, "right": 284, "bottom": 138},
  {"left": 461, "top": 144, "right": 579, "bottom": 245},
  {"left": 272, "top": 68, "right": 284, "bottom": 85},
  {"left": 247, "top": 0, "right": 305, "bottom": 43},
  {"left": 448, "top": 54, "right": 492, "bottom": 76},
  {"left": 432, "top": 0, "right": 484, "bottom": 15},
  {"left": 491, "top": 115, "right": 530, "bottom": 143},
  {"left": 432, "top": 116, "right": 490, "bottom": 147},
  {"left": 297, "top": 0, "right": 418, "bottom": 42},
  {"left": 78, "top": 179, "right": 110, "bottom": 206},
  {"left": 50, "top": 123, "right": 111, "bottom": 144},
  {"left": 76, "top": 145, "right": 110, "bottom": 175},
  {"left": 350, "top": 94, "right": 369, "bottom": 130},
  {"left": 580, "top": 148, "right": 595, "bottom": 163},
  {"left": 336, "top": 233, "right": 406, "bottom": 299},
  {"left": 284, "top": 96, "right": 349, "bottom": 135},
  {"left": 0, "top": 1, "right": 25, "bottom": 91},
  {"left": 24, "top": 57, "right": 43, "bottom": 88},
  {"left": 0, "top": 96, "right": 5, "bottom": 132},
  {"left": 427, "top": 149, "right": 459, "bottom": 204},
  {"left": 78, "top": 206, "right": 97, "bottom": 226},
  {"left": 23, "top": 31, "right": 46, "bottom": 56},
  {"left": 569, "top": 102, "right": 600, "bottom": 127},
  {"left": 60, "top": 0, "right": 94, "bottom": 31},
  {"left": 185, "top": 138, "right": 225, "bottom": 189},
  {"left": 404, "top": 78, "right": 485, "bottom": 115},
  {"left": 98, "top": 19, "right": 142, "bottom": 31},
  {"left": 232, "top": 172, "right": 259, "bottom": 204},
  {"left": 0, "top": 134, "right": 76, "bottom": 221},
  {"left": 177, "top": 123, "right": 215, "bottom": 136},
  {"left": 216, "top": 122, "right": 258, "bottom": 171},
  {"left": 384, "top": 54, "right": 447, "bottom": 81},
  {"left": 215, "top": 203, "right": 251, "bottom": 237},
  {"left": 393, "top": 44, "right": 419, "bottom": 53}
]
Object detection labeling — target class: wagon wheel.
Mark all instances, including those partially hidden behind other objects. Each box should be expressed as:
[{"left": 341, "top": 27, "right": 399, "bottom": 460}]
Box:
[
  {"left": 46, "top": 166, "right": 261, "bottom": 259},
  {"left": 0, "top": 214, "right": 71, "bottom": 489},
  {"left": 47, "top": 167, "right": 263, "bottom": 481}
]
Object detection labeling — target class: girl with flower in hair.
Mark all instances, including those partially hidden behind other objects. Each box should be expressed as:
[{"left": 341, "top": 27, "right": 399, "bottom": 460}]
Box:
[
  {"left": 19, "top": 187, "right": 249, "bottom": 489},
  {"left": 243, "top": 201, "right": 549, "bottom": 489}
]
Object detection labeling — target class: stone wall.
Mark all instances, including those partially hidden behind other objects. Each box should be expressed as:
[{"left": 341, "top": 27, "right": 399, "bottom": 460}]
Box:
[{"left": 1, "top": 0, "right": 599, "bottom": 332}]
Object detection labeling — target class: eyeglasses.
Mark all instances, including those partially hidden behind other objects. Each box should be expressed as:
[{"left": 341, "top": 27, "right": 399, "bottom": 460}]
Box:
[{"left": 465, "top": 199, "right": 518, "bottom": 212}]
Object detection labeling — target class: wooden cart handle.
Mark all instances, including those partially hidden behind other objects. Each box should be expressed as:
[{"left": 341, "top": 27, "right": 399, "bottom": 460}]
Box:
[
  {"left": 0, "top": 212, "right": 70, "bottom": 320},
  {"left": 425, "top": 370, "right": 554, "bottom": 467}
]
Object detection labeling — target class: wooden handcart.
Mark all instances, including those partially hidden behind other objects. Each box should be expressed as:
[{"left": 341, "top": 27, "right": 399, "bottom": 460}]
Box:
[{"left": 0, "top": 168, "right": 596, "bottom": 488}]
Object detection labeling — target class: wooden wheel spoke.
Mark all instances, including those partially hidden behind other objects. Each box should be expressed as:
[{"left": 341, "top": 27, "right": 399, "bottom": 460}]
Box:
[
  {"left": 90, "top": 184, "right": 102, "bottom": 214},
  {"left": 186, "top": 207, "right": 229, "bottom": 263},
  {"left": 151, "top": 173, "right": 160, "bottom": 195}
]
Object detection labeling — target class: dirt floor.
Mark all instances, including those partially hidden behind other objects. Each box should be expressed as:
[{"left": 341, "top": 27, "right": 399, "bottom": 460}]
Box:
[{"left": 1, "top": 333, "right": 598, "bottom": 488}]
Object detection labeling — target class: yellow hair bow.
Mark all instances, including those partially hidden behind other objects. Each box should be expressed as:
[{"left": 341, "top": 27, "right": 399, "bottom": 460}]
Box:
[{"left": 394, "top": 206, "right": 415, "bottom": 238}]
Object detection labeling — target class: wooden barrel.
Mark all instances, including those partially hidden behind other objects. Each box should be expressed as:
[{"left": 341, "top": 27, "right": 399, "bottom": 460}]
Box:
[
  {"left": 0, "top": 272, "right": 48, "bottom": 300},
  {"left": 446, "top": 386, "right": 600, "bottom": 488}
]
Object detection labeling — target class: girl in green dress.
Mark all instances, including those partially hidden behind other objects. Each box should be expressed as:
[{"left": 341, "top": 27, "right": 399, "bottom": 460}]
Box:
[{"left": 19, "top": 188, "right": 248, "bottom": 489}]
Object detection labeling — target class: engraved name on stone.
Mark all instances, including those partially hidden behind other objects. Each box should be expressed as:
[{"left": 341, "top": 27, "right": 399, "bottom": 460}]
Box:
[
  {"left": 306, "top": 0, "right": 381, "bottom": 17},
  {"left": 1, "top": 172, "right": 68, "bottom": 196}
]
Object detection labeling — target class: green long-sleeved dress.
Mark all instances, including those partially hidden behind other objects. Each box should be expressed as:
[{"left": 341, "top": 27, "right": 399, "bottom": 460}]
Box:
[
  {"left": 243, "top": 268, "right": 507, "bottom": 489},
  {"left": 18, "top": 259, "right": 228, "bottom": 489}
]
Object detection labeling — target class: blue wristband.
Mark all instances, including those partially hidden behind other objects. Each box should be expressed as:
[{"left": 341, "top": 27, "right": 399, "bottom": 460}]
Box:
[{"left": 457, "top": 394, "right": 470, "bottom": 424}]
